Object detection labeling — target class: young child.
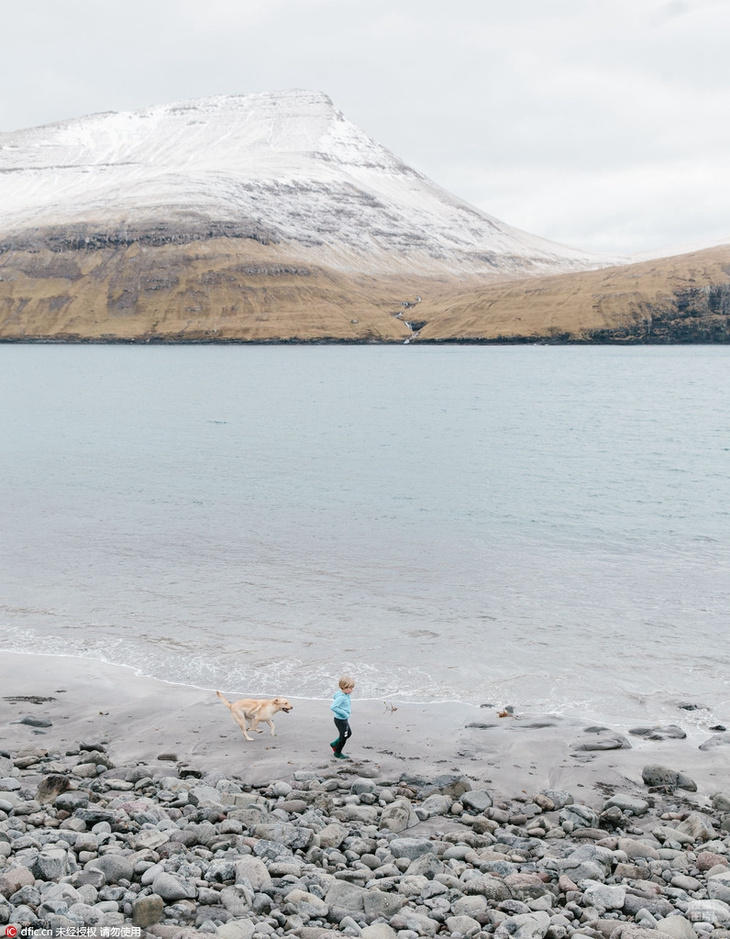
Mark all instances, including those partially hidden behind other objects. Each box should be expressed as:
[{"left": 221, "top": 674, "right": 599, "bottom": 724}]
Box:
[{"left": 330, "top": 675, "right": 355, "bottom": 760}]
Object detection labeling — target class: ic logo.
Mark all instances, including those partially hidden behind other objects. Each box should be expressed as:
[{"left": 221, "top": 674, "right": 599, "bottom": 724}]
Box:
[{"left": 5, "top": 927, "right": 18, "bottom": 938}]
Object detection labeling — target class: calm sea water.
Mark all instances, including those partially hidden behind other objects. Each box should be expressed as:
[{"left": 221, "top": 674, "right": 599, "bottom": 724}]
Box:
[{"left": 1, "top": 344, "right": 729, "bottom": 731}]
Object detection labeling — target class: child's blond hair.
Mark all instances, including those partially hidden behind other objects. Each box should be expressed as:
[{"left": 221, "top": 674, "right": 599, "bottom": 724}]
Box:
[{"left": 339, "top": 675, "right": 355, "bottom": 691}]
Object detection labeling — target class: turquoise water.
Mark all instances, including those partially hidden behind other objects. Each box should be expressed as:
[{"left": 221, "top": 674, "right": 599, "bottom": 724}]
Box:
[{"left": 1, "top": 344, "right": 729, "bottom": 729}]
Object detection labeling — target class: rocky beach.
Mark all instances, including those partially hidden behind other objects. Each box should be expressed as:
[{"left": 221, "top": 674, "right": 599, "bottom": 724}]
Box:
[{"left": 2, "top": 654, "right": 730, "bottom": 938}]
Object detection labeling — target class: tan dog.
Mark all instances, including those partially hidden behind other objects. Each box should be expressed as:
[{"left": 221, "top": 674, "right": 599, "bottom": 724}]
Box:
[{"left": 216, "top": 690, "right": 293, "bottom": 741}]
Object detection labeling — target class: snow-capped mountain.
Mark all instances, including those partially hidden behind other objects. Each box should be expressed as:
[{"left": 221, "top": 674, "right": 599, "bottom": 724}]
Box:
[{"left": 0, "top": 91, "right": 611, "bottom": 277}]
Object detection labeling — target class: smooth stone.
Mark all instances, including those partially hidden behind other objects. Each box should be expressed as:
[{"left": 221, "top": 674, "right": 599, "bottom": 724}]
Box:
[
  {"left": 216, "top": 923, "right": 255, "bottom": 939},
  {"left": 685, "top": 899, "right": 730, "bottom": 926},
  {"left": 570, "top": 727, "right": 631, "bottom": 751},
  {"left": 324, "top": 879, "right": 367, "bottom": 911},
  {"left": 132, "top": 829, "right": 170, "bottom": 851},
  {"left": 36, "top": 775, "right": 71, "bottom": 803},
  {"left": 132, "top": 894, "right": 164, "bottom": 927},
  {"left": 379, "top": 799, "right": 418, "bottom": 833},
  {"left": 610, "top": 928, "right": 675, "bottom": 939},
  {"left": 652, "top": 825, "right": 696, "bottom": 846},
  {"left": 622, "top": 894, "right": 675, "bottom": 918},
  {"left": 504, "top": 873, "right": 552, "bottom": 900},
  {"left": 560, "top": 804, "right": 599, "bottom": 829},
  {"left": 708, "top": 871, "right": 730, "bottom": 903},
  {"left": 317, "top": 822, "right": 349, "bottom": 848},
  {"left": 87, "top": 854, "right": 135, "bottom": 883},
  {"left": 284, "top": 888, "right": 328, "bottom": 919},
  {"left": 0, "top": 867, "right": 36, "bottom": 897},
  {"left": 461, "top": 873, "right": 511, "bottom": 902},
  {"left": 641, "top": 765, "right": 697, "bottom": 791},
  {"left": 360, "top": 925, "right": 397, "bottom": 939},
  {"left": 152, "top": 872, "right": 193, "bottom": 902},
  {"left": 617, "top": 838, "right": 661, "bottom": 860},
  {"left": 388, "top": 838, "right": 434, "bottom": 860},
  {"left": 582, "top": 881, "right": 626, "bottom": 910},
  {"left": 453, "top": 895, "right": 488, "bottom": 916},
  {"left": 418, "top": 794, "right": 452, "bottom": 817},
  {"left": 602, "top": 794, "right": 649, "bottom": 816},
  {"left": 406, "top": 853, "right": 445, "bottom": 880},
  {"left": 698, "top": 851, "right": 728, "bottom": 871},
  {"left": 13, "top": 715, "right": 52, "bottom": 727},
  {"left": 234, "top": 857, "right": 272, "bottom": 890},
  {"left": 389, "top": 910, "right": 438, "bottom": 937},
  {"left": 654, "top": 919, "right": 696, "bottom": 939},
  {"left": 541, "top": 789, "right": 573, "bottom": 809},
  {"left": 362, "top": 889, "right": 407, "bottom": 918},
  {"left": 461, "top": 789, "right": 493, "bottom": 813},
  {"left": 629, "top": 725, "right": 686, "bottom": 740},
  {"left": 494, "top": 910, "right": 551, "bottom": 939},
  {"left": 446, "top": 914, "right": 482, "bottom": 934},
  {"left": 699, "top": 733, "right": 730, "bottom": 751},
  {"left": 676, "top": 812, "right": 716, "bottom": 841}
]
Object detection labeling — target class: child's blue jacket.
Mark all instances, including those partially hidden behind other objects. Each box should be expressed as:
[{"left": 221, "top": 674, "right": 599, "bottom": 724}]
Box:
[{"left": 330, "top": 690, "right": 351, "bottom": 720}]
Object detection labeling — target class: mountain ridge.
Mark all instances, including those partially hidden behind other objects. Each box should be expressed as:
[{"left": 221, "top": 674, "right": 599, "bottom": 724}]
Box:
[
  {"left": 1, "top": 91, "right": 729, "bottom": 343},
  {"left": 0, "top": 90, "right": 612, "bottom": 277}
]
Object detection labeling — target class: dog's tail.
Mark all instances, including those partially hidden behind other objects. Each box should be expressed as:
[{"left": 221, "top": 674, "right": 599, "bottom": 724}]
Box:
[{"left": 216, "top": 690, "right": 233, "bottom": 710}]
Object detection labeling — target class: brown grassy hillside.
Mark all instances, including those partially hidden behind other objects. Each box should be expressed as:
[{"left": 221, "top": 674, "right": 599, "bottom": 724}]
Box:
[
  {"left": 0, "top": 238, "right": 447, "bottom": 342},
  {"left": 416, "top": 245, "right": 730, "bottom": 342},
  {"left": 1, "top": 237, "right": 729, "bottom": 343}
]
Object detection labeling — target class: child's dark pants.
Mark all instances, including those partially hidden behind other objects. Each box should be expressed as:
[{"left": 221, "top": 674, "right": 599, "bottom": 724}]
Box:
[{"left": 333, "top": 717, "right": 352, "bottom": 755}]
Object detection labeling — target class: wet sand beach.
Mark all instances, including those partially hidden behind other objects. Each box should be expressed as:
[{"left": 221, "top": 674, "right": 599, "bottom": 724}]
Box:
[{"left": 3, "top": 654, "right": 729, "bottom": 807}]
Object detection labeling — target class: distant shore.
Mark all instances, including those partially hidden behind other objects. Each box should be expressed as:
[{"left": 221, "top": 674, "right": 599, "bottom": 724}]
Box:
[
  {"left": 2, "top": 336, "right": 729, "bottom": 345},
  {"left": 3, "top": 653, "right": 729, "bottom": 806}
]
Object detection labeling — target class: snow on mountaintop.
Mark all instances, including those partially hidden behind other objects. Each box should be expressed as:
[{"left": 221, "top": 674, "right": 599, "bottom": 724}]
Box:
[{"left": 0, "top": 90, "right": 614, "bottom": 276}]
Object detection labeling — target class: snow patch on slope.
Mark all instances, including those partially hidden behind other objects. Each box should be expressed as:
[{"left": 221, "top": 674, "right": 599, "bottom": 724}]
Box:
[{"left": 0, "top": 90, "right": 619, "bottom": 276}]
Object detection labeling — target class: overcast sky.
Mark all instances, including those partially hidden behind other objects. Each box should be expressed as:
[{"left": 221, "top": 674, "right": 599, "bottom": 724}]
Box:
[{"left": 3, "top": 0, "right": 729, "bottom": 256}]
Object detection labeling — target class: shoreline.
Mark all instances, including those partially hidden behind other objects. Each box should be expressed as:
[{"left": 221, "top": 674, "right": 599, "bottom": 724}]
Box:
[
  {"left": 3, "top": 653, "right": 730, "bottom": 806},
  {"left": 4, "top": 653, "right": 730, "bottom": 938},
  {"left": 4, "top": 337, "right": 730, "bottom": 346}
]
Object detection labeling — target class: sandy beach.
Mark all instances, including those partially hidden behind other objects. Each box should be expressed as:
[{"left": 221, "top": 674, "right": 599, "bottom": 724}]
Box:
[{"left": 3, "top": 653, "right": 729, "bottom": 806}]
